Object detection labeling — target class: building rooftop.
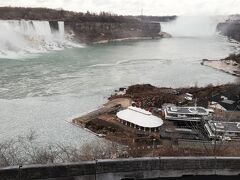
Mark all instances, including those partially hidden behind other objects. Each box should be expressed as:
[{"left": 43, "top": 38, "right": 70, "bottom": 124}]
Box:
[
  {"left": 116, "top": 106, "right": 163, "bottom": 128},
  {"left": 209, "top": 92, "right": 240, "bottom": 111},
  {"left": 166, "top": 106, "right": 209, "bottom": 115},
  {"left": 208, "top": 120, "right": 240, "bottom": 133}
]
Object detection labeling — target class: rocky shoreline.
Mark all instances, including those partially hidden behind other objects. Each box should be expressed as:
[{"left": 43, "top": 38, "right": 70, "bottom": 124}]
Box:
[
  {"left": 201, "top": 54, "right": 240, "bottom": 77},
  {"left": 216, "top": 15, "right": 240, "bottom": 42},
  {"left": 91, "top": 32, "right": 171, "bottom": 45},
  {"left": 213, "top": 15, "right": 240, "bottom": 77},
  {"left": 92, "top": 36, "right": 159, "bottom": 44}
]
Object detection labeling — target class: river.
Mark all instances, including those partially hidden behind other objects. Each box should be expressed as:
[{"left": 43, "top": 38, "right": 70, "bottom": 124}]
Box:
[{"left": 0, "top": 19, "right": 239, "bottom": 146}]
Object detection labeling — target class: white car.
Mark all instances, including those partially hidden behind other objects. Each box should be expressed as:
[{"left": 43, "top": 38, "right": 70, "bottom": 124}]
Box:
[
  {"left": 184, "top": 96, "right": 193, "bottom": 101},
  {"left": 222, "top": 136, "right": 231, "bottom": 141}
]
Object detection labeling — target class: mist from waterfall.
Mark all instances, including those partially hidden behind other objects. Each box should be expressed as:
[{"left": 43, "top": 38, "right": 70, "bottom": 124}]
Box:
[
  {"left": 0, "top": 20, "right": 80, "bottom": 59},
  {"left": 161, "top": 16, "right": 220, "bottom": 38}
]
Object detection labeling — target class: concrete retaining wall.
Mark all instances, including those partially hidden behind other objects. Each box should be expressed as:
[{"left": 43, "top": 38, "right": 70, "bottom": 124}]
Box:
[{"left": 1, "top": 157, "right": 240, "bottom": 180}]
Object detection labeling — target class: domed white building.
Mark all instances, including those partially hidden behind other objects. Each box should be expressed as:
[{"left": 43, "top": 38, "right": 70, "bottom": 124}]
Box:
[{"left": 116, "top": 106, "right": 163, "bottom": 132}]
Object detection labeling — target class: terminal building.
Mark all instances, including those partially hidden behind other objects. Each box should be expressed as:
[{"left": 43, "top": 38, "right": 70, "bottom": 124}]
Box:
[
  {"left": 164, "top": 105, "right": 211, "bottom": 122},
  {"left": 116, "top": 106, "right": 163, "bottom": 133},
  {"left": 204, "top": 120, "right": 240, "bottom": 140}
]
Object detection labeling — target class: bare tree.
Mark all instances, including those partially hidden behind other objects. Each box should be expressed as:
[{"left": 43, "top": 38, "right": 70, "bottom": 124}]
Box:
[{"left": 0, "top": 131, "right": 120, "bottom": 168}]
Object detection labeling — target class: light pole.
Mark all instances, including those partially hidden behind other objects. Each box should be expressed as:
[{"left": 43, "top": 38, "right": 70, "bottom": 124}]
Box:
[
  {"left": 152, "top": 138, "right": 156, "bottom": 157},
  {"left": 18, "top": 165, "right": 22, "bottom": 180}
]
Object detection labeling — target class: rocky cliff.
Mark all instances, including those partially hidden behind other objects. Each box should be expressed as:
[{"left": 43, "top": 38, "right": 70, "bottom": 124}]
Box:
[
  {"left": 217, "top": 15, "right": 240, "bottom": 42},
  {"left": 137, "top": 15, "right": 177, "bottom": 22},
  {"left": 65, "top": 21, "right": 161, "bottom": 43},
  {"left": 0, "top": 7, "right": 163, "bottom": 43}
]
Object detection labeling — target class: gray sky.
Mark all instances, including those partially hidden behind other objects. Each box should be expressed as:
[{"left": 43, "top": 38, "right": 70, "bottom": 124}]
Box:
[{"left": 0, "top": 0, "right": 240, "bottom": 15}]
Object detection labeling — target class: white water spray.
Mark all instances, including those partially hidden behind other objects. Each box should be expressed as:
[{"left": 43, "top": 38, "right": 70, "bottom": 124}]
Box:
[
  {"left": 161, "top": 16, "right": 219, "bottom": 38},
  {"left": 0, "top": 20, "right": 80, "bottom": 59}
]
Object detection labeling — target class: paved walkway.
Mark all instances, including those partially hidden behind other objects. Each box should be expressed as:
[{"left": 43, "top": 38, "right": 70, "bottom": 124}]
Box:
[{"left": 72, "top": 98, "right": 131, "bottom": 127}]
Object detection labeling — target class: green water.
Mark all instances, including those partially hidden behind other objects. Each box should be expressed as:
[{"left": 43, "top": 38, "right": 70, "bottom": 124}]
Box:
[{"left": 0, "top": 36, "right": 239, "bottom": 145}]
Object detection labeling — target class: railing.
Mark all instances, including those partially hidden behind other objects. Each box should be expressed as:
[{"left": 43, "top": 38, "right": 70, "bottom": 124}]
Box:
[{"left": 1, "top": 157, "right": 240, "bottom": 180}]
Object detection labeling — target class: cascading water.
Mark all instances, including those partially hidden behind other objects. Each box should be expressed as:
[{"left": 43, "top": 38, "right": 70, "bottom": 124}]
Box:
[
  {"left": 161, "top": 16, "right": 219, "bottom": 38},
  {"left": 0, "top": 20, "right": 79, "bottom": 59}
]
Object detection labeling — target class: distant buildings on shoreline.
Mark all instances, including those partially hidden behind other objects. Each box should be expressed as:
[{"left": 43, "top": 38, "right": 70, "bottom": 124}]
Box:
[{"left": 116, "top": 91, "right": 240, "bottom": 141}]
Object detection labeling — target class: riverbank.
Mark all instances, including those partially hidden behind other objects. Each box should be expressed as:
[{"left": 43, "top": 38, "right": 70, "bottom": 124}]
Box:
[
  {"left": 72, "top": 97, "right": 159, "bottom": 149},
  {"left": 73, "top": 83, "right": 239, "bottom": 134},
  {"left": 72, "top": 98, "right": 131, "bottom": 128},
  {"left": 92, "top": 36, "right": 160, "bottom": 44},
  {"left": 202, "top": 59, "right": 240, "bottom": 76},
  {"left": 91, "top": 32, "right": 171, "bottom": 44},
  {"left": 201, "top": 54, "right": 240, "bottom": 77},
  {"left": 72, "top": 83, "right": 240, "bottom": 157}
]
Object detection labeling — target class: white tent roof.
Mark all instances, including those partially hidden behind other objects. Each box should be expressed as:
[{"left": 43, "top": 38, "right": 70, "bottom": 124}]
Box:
[{"left": 116, "top": 106, "right": 163, "bottom": 128}]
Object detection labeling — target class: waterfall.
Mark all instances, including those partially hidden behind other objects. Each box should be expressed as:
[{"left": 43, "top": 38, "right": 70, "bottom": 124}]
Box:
[
  {"left": 0, "top": 20, "right": 78, "bottom": 59},
  {"left": 161, "top": 16, "right": 219, "bottom": 38},
  {"left": 58, "top": 21, "right": 65, "bottom": 41}
]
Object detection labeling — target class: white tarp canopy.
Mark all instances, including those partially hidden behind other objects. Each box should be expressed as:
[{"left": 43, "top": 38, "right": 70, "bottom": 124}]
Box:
[{"left": 117, "top": 106, "right": 163, "bottom": 128}]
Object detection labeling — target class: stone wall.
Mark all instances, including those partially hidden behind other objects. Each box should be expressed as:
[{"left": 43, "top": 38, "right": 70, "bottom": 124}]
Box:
[
  {"left": 65, "top": 21, "right": 161, "bottom": 43},
  {"left": 1, "top": 157, "right": 240, "bottom": 180},
  {"left": 217, "top": 22, "right": 240, "bottom": 42}
]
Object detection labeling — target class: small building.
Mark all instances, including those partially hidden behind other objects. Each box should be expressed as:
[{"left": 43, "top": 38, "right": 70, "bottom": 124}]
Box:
[
  {"left": 164, "top": 105, "right": 210, "bottom": 122},
  {"left": 116, "top": 106, "right": 163, "bottom": 132},
  {"left": 204, "top": 120, "right": 240, "bottom": 140},
  {"left": 160, "top": 128, "right": 203, "bottom": 140},
  {"left": 208, "top": 93, "right": 240, "bottom": 119},
  {"left": 184, "top": 93, "right": 193, "bottom": 101}
]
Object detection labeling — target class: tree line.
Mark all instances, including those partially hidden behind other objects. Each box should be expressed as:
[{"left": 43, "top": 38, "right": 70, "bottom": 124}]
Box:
[{"left": 0, "top": 7, "right": 176, "bottom": 23}]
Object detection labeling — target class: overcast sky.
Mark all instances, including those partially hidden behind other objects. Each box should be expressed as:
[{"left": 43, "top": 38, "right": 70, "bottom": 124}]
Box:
[{"left": 0, "top": 0, "right": 240, "bottom": 15}]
